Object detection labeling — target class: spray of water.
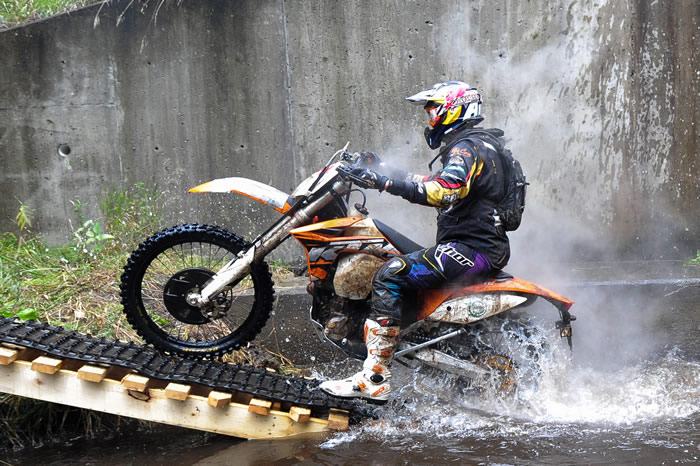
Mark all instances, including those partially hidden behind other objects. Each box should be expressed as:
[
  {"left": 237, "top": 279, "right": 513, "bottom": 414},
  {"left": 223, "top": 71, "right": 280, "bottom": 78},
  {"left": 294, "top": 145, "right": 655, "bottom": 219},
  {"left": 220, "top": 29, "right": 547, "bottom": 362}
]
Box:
[{"left": 319, "top": 321, "right": 699, "bottom": 448}]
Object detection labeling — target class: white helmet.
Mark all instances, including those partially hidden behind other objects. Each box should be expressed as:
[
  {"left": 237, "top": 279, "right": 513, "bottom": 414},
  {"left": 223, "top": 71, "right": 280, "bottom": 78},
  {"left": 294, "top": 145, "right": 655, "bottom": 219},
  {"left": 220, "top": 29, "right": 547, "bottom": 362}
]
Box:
[{"left": 406, "top": 81, "right": 483, "bottom": 149}]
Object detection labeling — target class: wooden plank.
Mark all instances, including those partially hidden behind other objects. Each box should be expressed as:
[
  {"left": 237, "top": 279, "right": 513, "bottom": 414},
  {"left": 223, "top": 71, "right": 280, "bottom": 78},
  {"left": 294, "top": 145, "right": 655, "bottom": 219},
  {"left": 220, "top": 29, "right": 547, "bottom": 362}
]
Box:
[
  {"left": 248, "top": 398, "right": 272, "bottom": 416},
  {"left": 327, "top": 408, "right": 349, "bottom": 431},
  {"left": 31, "top": 356, "right": 63, "bottom": 375},
  {"left": 0, "top": 360, "right": 332, "bottom": 439},
  {"left": 289, "top": 406, "right": 311, "bottom": 423},
  {"left": 164, "top": 383, "right": 191, "bottom": 401},
  {"left": 77, "top": 365, "right": 107, "bottom": 383},
  {"left": 207, "top": 391, "right": 232, "bottom": 408},
  {"left": 0, "top": 347, "right": 18, "bottom": 366},
  {"left": 271, "top": 401, "right": 282, "bottom": 411},
  {"left": 0, "top": 343, "right": 25, "bottom": 351},
  {"left": 121, "top": 373, "right": 150, "bottom": 392}
]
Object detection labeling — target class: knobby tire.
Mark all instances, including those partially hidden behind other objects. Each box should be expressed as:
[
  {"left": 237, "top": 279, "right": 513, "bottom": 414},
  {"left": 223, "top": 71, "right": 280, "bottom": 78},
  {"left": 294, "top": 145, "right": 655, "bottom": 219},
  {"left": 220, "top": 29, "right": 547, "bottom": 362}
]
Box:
[{"left": 120, "top": 224, "right": 274, "bottom": 358}]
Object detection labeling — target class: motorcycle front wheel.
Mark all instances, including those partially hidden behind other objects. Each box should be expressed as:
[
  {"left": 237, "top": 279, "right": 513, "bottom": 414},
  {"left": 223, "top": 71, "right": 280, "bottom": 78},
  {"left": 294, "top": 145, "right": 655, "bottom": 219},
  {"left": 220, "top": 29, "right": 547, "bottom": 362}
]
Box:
[{"left": 120, "top": 224, "right": 274, "bottom": 358}]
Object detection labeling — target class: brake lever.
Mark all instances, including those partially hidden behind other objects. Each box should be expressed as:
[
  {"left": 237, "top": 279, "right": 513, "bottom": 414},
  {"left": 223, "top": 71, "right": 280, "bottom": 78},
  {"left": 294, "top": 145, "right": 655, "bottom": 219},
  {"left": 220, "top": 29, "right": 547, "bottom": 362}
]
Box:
[{"left": 336, "top": 166, "right": 374, "bottom": 189}]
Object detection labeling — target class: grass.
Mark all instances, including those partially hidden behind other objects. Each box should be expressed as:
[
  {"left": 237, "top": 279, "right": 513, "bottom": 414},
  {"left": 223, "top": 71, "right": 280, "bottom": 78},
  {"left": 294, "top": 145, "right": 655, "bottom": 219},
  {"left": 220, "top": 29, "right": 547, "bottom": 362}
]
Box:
[
  {"left": 0, "top": 0, "right": 177, "bottom": 29},
  {"left": 0, "top": 184, "right": 301, "bottom": 451},
  {"left": 686, "top": 250, "right": 700, "bottom": 266},
  {"left": 0, "top": 0, "right": 94, "bottom": 27},
  {"left": 0, "top": 233, "right": 133, "bottom": 338},
  {"left": 0, "top": 183, "right": 165, "bottom": 341}
]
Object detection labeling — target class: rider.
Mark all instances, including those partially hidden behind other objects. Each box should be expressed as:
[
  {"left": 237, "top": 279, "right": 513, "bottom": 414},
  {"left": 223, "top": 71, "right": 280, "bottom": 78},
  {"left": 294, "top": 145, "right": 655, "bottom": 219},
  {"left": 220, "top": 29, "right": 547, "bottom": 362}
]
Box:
[{"left": 320, "top": 81, "right": 512, "bottom": 403}]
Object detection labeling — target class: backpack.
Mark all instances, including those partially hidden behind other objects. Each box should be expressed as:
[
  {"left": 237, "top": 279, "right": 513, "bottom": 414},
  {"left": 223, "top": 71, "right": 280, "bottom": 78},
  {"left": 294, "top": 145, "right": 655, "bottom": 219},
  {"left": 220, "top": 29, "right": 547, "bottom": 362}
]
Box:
[
  {"left": 494, "top": 147, "right": 528, "bottom": 231},
  {"left": 439, "top": 129, "right": 528, "bottom": 232}
]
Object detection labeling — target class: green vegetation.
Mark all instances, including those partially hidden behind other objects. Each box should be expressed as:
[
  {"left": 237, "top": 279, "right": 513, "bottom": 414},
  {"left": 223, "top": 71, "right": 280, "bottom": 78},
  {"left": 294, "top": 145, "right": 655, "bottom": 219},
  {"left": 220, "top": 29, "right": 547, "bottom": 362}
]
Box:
[
  {"left": 0, "top": 232, "right": 134, "bottom": 338},
  {"left": 0, "top": 185, "right": 299, "bottom": 451},
  {"left": 686, "top": 250, "right": 700, "bottom": 266},
  {"left": 0, "top": 184, "right": 164, "bottom": 340},
  {"left": 0, "top": 0, "right": 94, "bottom": 28}
]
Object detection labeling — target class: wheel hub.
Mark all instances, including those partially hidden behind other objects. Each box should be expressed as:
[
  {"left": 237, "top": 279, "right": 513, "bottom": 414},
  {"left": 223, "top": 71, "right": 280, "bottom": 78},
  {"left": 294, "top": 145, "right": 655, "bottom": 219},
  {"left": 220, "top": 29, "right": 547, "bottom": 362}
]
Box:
[
  {"left": 478, "top": 354, "right": 517, "bottom": 395},
  {"left": 163, "top": 268, "right": 217, "bottom": 325}
]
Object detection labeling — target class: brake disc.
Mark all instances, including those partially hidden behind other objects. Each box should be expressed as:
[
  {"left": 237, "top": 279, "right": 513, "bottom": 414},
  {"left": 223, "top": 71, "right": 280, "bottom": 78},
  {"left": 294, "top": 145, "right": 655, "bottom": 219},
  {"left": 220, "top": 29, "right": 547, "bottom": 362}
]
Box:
[{"left": 162, "top": 268, "right": 215, "bottom": 324}]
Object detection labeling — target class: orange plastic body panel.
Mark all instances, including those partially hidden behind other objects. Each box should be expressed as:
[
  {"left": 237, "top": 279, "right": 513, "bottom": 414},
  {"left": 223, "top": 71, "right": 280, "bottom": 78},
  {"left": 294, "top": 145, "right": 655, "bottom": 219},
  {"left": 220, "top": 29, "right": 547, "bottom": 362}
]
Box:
[
  {"left": 418, "top": 276, "right": 574, "bottom": 321},
  {"left": 290, "top": 217, "right": 399, "bottom": 281},
  {"left": 289, "top": 217, "right": 364, "bottom": 241}
]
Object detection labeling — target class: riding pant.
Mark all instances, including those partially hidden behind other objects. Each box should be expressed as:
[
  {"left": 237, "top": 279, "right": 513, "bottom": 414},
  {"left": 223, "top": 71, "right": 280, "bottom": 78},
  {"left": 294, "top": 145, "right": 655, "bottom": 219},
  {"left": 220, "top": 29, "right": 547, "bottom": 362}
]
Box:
[{"left": 370, "top": 242, "right": 492, "bottom": 325}]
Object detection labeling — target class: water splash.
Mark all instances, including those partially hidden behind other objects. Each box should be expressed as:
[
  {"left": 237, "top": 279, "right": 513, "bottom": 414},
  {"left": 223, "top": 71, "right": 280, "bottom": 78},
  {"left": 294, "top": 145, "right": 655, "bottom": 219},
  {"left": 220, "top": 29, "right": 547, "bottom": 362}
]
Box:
[
  {"left": 320, "top": 318, "right": 699, "bottom": 448},
  {"left": 518, "top": 349, "right": 700, "bottom": 424}
]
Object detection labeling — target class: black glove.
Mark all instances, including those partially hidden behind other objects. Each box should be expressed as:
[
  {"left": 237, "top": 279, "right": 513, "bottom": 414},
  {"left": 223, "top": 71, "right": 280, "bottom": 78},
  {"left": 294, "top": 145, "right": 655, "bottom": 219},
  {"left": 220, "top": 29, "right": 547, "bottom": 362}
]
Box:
[
  {"left": 357, "top": 151, "right": 382, "bottom": 168},
  {"left": 351, "top": 168, "right": 389, "bottom": 191}
]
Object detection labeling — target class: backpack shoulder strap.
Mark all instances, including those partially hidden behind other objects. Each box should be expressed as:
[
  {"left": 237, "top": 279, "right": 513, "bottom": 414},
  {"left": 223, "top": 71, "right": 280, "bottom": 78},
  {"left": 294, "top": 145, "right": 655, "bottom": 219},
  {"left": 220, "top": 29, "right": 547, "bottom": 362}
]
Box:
[{"left": 429, "top": 137, "right": 472, "bottom": 171}]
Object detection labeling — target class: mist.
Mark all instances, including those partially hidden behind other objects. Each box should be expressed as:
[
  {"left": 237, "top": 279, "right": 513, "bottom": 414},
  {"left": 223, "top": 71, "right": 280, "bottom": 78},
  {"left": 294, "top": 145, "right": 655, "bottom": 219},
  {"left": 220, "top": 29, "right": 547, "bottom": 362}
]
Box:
[{"left": 345, "top": 0, "right": 697, "bottom": 377}]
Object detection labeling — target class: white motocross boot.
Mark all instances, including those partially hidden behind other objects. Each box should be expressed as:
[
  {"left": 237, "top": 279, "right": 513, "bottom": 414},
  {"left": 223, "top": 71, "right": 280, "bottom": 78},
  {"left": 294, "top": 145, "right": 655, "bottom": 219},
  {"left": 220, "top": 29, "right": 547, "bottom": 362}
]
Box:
[{"left": 320, "top": 319, "right": 400, "bottom": 404}]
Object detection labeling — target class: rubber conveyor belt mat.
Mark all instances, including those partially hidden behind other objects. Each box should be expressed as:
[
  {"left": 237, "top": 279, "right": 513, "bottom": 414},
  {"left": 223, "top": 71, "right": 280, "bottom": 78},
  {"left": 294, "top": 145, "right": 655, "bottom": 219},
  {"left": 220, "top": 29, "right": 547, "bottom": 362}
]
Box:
[{"left": 0, "top": 317, "right": 375, "bottom": 423}]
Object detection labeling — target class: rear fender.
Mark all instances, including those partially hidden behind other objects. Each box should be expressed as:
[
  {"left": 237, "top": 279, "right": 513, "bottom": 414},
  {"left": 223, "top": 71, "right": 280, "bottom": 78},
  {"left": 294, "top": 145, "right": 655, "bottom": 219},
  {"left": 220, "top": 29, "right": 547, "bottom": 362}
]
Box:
[
  {"left": 425, "top": 293, "right": 529, "bottom": 325},
  {"left": 188, "top": 177, "right": 293, "bottom": 214},
  {"left": 419, "top": 276, "right": 574, "bottom": 322}
]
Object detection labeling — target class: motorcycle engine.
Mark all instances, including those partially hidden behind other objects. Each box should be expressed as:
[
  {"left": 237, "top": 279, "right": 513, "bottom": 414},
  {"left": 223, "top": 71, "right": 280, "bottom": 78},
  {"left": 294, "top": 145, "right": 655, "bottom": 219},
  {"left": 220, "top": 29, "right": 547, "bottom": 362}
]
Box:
[{"left": 310, "top": 261, "right": 372, "bottom": 360}]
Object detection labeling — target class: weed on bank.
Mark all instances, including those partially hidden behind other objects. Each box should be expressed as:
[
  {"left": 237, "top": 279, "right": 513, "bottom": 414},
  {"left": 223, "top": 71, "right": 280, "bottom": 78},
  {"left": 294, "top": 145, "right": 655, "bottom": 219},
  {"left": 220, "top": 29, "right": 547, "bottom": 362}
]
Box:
[
  {"left": 0, "top": 185, "right": 168, "bottom": 450},
  {"left": 0, "top": 184, "right": 163, "bottom": 340},
  {"left": 0, "top": 184, "right": 301, "bottom": 450}
]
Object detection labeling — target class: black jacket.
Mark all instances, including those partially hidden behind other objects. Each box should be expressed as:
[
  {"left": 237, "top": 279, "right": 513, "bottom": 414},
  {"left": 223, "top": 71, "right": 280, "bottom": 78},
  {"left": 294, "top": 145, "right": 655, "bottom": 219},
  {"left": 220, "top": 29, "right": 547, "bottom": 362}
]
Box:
[{"left": 386, "top": 126, "right": 510, "bottom": 269}]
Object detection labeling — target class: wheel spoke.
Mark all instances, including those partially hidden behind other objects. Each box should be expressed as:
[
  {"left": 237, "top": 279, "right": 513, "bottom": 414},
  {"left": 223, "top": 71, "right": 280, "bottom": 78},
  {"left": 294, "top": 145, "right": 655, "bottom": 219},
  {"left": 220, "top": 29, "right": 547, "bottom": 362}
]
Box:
[{"left": 123, "top": 225, "right": 272, "bottom": 356}]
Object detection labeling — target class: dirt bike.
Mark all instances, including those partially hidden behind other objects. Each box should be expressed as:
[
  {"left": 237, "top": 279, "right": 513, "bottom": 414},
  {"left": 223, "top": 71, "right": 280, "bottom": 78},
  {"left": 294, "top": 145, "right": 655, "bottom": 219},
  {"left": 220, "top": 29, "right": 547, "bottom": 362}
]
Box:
[{"left": 120, "top": 144, "right": 575, "bottom": 392}]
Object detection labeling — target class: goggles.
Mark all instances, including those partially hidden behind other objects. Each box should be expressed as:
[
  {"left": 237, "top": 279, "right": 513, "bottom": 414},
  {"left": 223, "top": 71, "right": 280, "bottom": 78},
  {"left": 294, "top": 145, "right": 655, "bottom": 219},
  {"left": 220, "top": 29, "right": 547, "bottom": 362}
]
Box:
[{"left": 425, "top": 105, "right": 443, "bottom": 127}]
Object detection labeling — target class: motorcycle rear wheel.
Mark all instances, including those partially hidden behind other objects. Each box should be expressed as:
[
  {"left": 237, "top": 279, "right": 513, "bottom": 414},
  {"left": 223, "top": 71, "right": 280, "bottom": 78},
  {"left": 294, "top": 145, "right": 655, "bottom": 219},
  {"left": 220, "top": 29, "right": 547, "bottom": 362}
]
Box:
[
  {"left": 120, "top": 224, "right": 274, "bottom": 358},
  {"left": 402, "top": 312, "right": 548, "bottom": 396}
]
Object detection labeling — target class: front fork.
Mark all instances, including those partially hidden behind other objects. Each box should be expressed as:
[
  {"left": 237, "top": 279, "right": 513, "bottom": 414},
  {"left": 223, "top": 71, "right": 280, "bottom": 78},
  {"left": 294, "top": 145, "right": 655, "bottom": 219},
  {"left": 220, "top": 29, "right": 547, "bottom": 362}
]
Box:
[{"left": 188, "top": 182, "right": 347, "bottom": 309}]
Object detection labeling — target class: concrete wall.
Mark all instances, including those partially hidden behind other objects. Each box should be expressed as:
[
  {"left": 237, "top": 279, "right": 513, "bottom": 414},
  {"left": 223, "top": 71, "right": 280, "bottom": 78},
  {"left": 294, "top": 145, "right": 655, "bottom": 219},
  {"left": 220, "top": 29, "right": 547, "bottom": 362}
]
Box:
[{"left": 0, "top": 0, "right": 697, "bottom": 263}]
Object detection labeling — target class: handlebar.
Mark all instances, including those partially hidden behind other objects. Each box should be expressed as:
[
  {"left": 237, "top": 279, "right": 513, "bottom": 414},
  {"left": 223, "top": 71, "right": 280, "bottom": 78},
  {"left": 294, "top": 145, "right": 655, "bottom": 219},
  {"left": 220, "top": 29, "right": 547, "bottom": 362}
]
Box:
[{"left": 336, "top": 165, "right": 374, "bottom": 189}]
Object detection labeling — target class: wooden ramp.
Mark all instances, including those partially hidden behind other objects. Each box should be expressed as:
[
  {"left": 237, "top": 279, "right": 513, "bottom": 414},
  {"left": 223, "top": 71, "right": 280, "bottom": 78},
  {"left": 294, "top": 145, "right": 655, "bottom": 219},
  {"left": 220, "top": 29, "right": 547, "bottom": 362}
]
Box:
[{"left": 0, "top": 345, "right": 349, "bottom": 439}]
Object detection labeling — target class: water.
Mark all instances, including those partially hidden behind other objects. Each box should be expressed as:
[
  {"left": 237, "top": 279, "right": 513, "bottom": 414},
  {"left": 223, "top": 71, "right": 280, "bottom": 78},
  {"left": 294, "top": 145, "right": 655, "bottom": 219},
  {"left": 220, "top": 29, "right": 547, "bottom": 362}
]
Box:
[
  {"left": 301, "top": 327, "right": 699, "bottom": 464},
  {"left": 13, "top": 354, "right": 698, "bottom": 465},
  {"left": 10, "top": 338, "right": 698, "bottom": 464},
  {"left": 6, "top": 285, "right": 700, "bottom": 464}
]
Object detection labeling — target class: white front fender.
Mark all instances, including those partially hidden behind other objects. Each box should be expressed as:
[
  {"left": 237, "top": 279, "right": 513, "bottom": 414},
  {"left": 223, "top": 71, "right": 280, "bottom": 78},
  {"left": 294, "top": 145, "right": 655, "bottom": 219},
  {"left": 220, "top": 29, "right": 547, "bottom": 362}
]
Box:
[{"left": 189, "top": 177, "right": 293, "bottom": 214}]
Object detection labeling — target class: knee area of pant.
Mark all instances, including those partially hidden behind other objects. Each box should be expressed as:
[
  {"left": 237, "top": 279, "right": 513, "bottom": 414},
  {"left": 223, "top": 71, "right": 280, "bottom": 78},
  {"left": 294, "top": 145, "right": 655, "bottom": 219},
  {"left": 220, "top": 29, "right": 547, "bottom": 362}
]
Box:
[{"left": 373, "top": 258, "right": 407, "bottom": 284}]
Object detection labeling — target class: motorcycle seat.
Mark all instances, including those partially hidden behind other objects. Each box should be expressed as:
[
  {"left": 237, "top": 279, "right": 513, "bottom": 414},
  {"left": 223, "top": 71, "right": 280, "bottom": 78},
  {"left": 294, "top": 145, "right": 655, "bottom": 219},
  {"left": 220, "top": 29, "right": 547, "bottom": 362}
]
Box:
[
  {"left": 374, "top": 219, "right": 424, "bottom": 254},
  {"left": 488, "top": 269, "right": 514, "bottom": 282}
]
